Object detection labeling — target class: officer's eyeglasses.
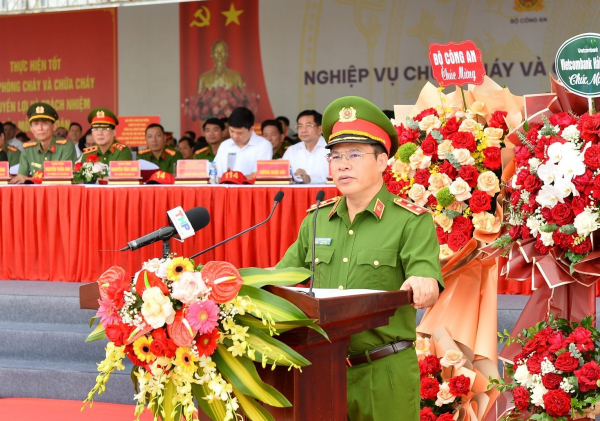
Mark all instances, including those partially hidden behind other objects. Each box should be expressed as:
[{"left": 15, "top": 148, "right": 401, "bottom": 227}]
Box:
[
  {"left": 296, "top": 124, "right": 317, "bottom": 130},
  {"left": 326, "top": 152, "right": 376, "bottom": 162},
  {"left": 92, "top": 127, "right": 113, "bottom": 132}
]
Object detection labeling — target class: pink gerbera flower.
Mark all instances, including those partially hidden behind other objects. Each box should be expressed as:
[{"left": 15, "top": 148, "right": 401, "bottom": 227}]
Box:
[
  {"left": 97, "top": 296, "right": 120, "bottom": 327},
  {"left": 187, "top": 300, "right": 219, "bottom": 334}
]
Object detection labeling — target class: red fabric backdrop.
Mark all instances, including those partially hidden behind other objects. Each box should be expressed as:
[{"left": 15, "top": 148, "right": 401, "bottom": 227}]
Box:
[{"left": 0, "top": 185, "right": 337, "bottom": 283}]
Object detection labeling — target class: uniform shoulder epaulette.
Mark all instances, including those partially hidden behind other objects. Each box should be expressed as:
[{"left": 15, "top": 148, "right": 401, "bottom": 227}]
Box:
[
  {"left": 194, "top": 147, "right": 208, "bottom": 155},
  {"left": 83, "top": 146, "right": 98, "bottom": 154},
  {"left": 7, "top": 146, "right": 18, "bottom": 152},
  {"left": 138, "top": 148, "right": 151, "bottom": 155},
  {"left": 55, "top": 139, "right": 68, "bottom": 145},
  {"left": 23, "top": 141, "right": 36, "bottom": 149},
  {"left": 165, "top": 148, "right": 177, "bottom": 157},
  {"left": 114, "top": 143, "right": 126, "bottom": 151},
  {"left": 393, "top": 198, "right": 428, "bottom": 215},
  {"left": 306, "top": 196, "right": 340, "bottom": 212}
]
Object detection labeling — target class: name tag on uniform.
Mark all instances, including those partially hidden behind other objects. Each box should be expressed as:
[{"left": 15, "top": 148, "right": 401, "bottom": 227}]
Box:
[{"left": 315, "top": 238, "right": 331, "bottom": 245}]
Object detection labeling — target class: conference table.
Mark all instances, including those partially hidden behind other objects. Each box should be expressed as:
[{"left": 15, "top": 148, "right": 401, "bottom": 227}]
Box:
[{"left": 0, "top": 183, "right": 558, "bottom": 295}]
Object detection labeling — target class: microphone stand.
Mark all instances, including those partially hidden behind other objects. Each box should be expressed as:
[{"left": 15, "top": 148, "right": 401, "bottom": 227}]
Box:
[
  {"left": 307, "top": 195, "right": 324, "bottom": 298},
  {"left": 162, "top": 239, "right": 171, "bottom": 259}
]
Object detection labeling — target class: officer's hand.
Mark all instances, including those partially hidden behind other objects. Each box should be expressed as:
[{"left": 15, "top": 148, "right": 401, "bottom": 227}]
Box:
[
  {"left": 294, "top": 169, "right": 311, "bottom": 184},
  {"left": 9, "top": 174, "right": 28, "bottom": 184},
  {"left": 400, "top": 276, "right": 439, "bottom": 309}
]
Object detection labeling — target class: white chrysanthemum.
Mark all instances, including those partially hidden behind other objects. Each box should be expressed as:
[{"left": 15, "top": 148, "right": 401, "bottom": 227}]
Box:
[
  {"left": 526, "top": 217, "right": 541, "bottom": 237},
  {"left": 574, "top": 210, "right": 600, "bottom": 237},
  {"left": 540, "top": 231, "right": 554, "bottom": 247}
]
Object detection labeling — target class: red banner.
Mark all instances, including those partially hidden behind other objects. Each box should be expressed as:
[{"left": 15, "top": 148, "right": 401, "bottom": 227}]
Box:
[
  {"left": 428, "top": 40, "right": 486, "bottom": 87},
  {"left": 0, "top": 10, "right": 117, "bottom": 134},
  {"left": 179, "top": 0, "right": 274, "bottom": 135}
]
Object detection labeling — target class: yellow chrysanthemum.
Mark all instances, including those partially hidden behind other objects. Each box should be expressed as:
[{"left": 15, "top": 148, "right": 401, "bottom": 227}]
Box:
[
  {"left": 166, "top": 257, "right": 195, "bottom": 281},
  {"left": 175, "top": 347, "right": 197, "bottom": 373},
  {"left": 132, "top": 336, "right": 156, "bottom": 363}
]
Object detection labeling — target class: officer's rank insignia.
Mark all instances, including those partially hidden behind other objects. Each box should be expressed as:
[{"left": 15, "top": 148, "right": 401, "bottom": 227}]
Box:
[
  {"left": 23, "top": 141, "right": 36, "bottom": 149},
  {"left": 36, "top": 106, "right": 44, "bottom": 114},
  {"left": 373, "top": 198, "right": 385, "bottom": 219},
  {"left": 394, "top": 198, "right": 428, "bottom": 215},
  {"left": 55, "top": 139, "right": 68, "bottom": 145},
  {"left": 338, "top": 107, "right": 357, "bottom": 123},
  {"left": 165, "top": 148, "right": 177, "bottom": 156},
  {"left": 306, "top": 196, "right": 340, "bottom": 213},
  {"left": 97, "top": 110, "right": 105, "bottom": 118}
]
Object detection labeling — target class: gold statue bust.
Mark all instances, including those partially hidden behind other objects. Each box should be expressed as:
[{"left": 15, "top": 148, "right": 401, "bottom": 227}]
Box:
[{"left": 197, "top": 40, "right": 244, "bottom": 91}]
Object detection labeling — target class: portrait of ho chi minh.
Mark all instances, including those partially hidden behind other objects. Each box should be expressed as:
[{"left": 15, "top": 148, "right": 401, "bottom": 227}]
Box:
[{"left": 197, "top": 39, "right": 244, "bottom": 91}]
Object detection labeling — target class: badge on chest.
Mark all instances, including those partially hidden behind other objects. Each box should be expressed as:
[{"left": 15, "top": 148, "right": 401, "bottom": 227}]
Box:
[{"left": 314, "top": 238, "right": 332, "bottom": 246}]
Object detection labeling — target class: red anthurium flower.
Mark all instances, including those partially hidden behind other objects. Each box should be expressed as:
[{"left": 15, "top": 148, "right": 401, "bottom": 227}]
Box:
[
  {"left": 135, "top": 269, "right": 169, "bottom": 297},
  {"left": 201, "top": 261, "right": 244, "bottom": 304}
]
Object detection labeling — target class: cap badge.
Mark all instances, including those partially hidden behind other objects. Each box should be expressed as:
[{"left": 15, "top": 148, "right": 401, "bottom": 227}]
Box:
[
  {"left": 96, "top": 110, "right": 105, "bottom": 118},
  {"left": 338, "top": 107, "right": 357, "bottom": 123},
  {"left": 36, "top": 106, "right": 44, "bottom": 114}
]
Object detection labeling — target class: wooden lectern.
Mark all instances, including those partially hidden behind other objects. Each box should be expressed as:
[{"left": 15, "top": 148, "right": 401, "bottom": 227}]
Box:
[{"left": 79, "top": 283, "right": 412, "bottom": 421}]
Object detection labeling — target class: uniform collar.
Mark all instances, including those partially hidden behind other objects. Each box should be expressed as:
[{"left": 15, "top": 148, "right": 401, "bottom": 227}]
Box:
[
  {"left": 329, "top": 183, "right": 389, "bottom": 222},
  {"left": 98, "top": 141, "right": 118, "bottom": 156},
  {"left": 36, "top": 136, "right": 59, "bottom": 154}
]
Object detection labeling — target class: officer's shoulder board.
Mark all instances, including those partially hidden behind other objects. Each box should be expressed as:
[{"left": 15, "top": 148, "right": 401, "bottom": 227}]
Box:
[
  {"left": 7, "top": 146, "right": 18, "bottom": 152},
  {"left": 55, "top": 139, "right": 68, "bottom": 145},
  {"left": 393, "top": 198, "right": 428, "bottom": 215},
  {"left": 83, "top": 146, "right": 98, "bottom": 154},
  {"left": 138, "top": 148, "right": 151, "bottom": 155},
  {"left": 113, "top": 142, "right": 126, "bottom": 151},
  {"left": 165, "top": 148, "right": 177, "bottom": 157},
  {"left": 23, "top": 141, "right": 37, "bottom": 149},
  {"left": 194, "top": 147, "right": 208, "bottom": 156},
  {"left": 306, "top": 196, "right": 341, "bottom": 213}
]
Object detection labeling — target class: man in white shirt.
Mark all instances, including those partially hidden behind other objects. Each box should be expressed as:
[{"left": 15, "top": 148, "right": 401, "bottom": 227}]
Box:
[
  {"left": 282, "top": 110, "right": 329, "bottom": 184},
  {"left": 3, "top": 121, "right": 22, "bottom": 151},
  {"left": 213, "top": 107, "right": 272, "bottom": 179}
]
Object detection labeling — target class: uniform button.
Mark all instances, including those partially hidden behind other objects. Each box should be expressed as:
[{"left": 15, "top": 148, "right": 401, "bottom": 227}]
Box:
[
  {"left": 374, "top": 260, "right": 379, "bottom": 266},
  {"left": 342, "top": 257, "right": 348, "bottom": 263},
  {"left": 348, "top": 230, "right": 354, "bottom": 235},
  {"left": 338, "top": 285, "right": 344, "bottom": 290},
  {"left": 315, "top": 258, "right": 319, "bottom": 263}
]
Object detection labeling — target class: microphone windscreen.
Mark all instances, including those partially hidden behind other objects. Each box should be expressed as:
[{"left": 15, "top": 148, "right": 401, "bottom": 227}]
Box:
[
  {"left": 274, "top": 191, "right": 284, "bottom": 203},
  {"left": 316, "top": 190, "right": 325, "bottom": 202},
  {"left": 186, "top": 207, "right": 211, "bottom": 231}
]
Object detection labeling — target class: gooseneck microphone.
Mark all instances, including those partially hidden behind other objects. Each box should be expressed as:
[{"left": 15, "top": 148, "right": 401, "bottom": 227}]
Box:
[
  {"left": 121, "top": 206, "right": 210, "bottom": 251},
  {"left": 307, "top": 190, "right": 325, "bottom": 297},
  {"left": 190, "top": 191, "right": 284, "bottom": 259}
]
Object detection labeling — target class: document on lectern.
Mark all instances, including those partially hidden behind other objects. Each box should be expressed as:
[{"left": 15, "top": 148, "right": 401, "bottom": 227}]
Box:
[{"left": 282, "top": 286, "right": 385, "bottom": 299}]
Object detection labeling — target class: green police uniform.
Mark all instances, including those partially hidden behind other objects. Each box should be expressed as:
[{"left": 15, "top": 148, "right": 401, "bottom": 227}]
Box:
[
  {"left": 137, "top": 147, "right": 182, "bottom": 174},
  {"left": 273, "top": 140, "right": 292, "bottom": 159},
  {"left": 18, "top": 102, "right": 77, "bottom": 176},
  {"left": 81, "top": 141, "right": 132, "bottom": 164},
  {"left": 276, "top": 96, "right": 443, "bottom": 421},
  {"left": 194, "top": 146, "right": 216, "bottom": 162},
  {"left": 1, "top": 145, "right": 21, "bottom": 167}
]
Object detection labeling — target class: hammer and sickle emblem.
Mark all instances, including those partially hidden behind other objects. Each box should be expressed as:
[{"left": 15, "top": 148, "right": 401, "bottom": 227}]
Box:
[{"left": 190, "top": 6, "right": 211, "bottom": 27}]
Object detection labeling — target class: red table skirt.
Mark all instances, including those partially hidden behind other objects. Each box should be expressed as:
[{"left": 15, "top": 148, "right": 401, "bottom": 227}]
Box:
[{"left": 0, "top": 185, "right": 338, "bottom": 283}]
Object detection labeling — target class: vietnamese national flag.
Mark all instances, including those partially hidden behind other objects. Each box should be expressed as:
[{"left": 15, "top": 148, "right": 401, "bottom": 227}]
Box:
[{"left": 179, "top": 0, "right": 274, "bottom": 134}]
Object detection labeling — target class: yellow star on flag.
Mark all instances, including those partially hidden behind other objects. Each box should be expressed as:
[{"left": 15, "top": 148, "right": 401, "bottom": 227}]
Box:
[{"left": 222, "top": 3, "right": 243, "bottom": 26}]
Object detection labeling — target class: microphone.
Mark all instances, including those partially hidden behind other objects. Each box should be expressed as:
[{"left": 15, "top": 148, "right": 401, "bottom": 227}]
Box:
[
  {"left": 121, "top": 206, "right": 210, "bottom": 251},
  {"left": 190, "top": 191, "right": 284, "bottom": 259},
  {"left": 307, "top": 190, "right": 325, "bottom": 297}
]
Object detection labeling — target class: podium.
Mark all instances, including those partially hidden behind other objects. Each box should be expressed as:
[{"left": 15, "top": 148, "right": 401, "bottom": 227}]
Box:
[{"left": 79, "top": 283, "right": 412, "bottom": 421}]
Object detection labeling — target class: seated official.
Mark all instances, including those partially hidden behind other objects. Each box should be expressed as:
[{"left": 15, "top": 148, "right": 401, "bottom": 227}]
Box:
[
  {"left": 137, "top": 123, "right": 183, "bottom": 174},
  {"left": 0, "top": 121, "right": 21, "bottom": 168},
  {"left": 177, "top": 137, "right": 195, "bottom": 159},
  {"left": 261, "top": 119, "right": 291, "bottom": 159},
  {"left": 10, "top": 102, "right": 77, "bottom": 184},
  {"left": 213, "top": 107, "right": 272, "bottom": 179},
  {"left": 282, "top": 110, "right": 329, "bottom": 184},
  {"left": 81, "top": 108, "right": 132, "bottom": 164},
  {"left": 3, "top": 121, "right": 22, "bottom": 151},
  {"left": 194, "top": 118, "right": 224, "bottom": 161},
  {"left": 276, "top": 115, "right": 298, "bottom": 145},
  {"left": 68, "top": 123, "right": 83, "bottom": 158}
]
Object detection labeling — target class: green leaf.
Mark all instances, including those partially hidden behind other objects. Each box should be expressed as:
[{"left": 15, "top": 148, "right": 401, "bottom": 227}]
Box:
[
  {"left": 162, "top": 378, "right": 182, "bottom": 421},
  {"left": 539, "top": 223, "right": 559, "bottom": 233},
  {"left": 89, "top": 316, "right": 98, "bottom": 328},
  {"left": 212, "top": 344, "right": 291, "bottom": 407},
  {"left": 86, "top": 323, "right": 106, "bottom": 342},
  {"left": 238, "top": 285, "right": 308, "bottom": 323},
  {"left": 192, "top": 382, "right": 228, "bottom": 421},
  {"left": 430, "top": 130, "right": 443, "bottom": 143},
  {"left": 130, "top": 366, "right": 140, "bottom": 395},
  {"left": 232, "top": 385, "right": 276, "bottom": 421},
  {"left": 239, "top": 267, "right": 311, "bottom": 288},
  {"left": 235, "top": 314, "right": 328, "bottom": 340},
  {"left": 243, "top": 325, "right": 311, "bottom": 367},
  {"left": 442, "top": 209, "right": 461, "bottom": 220},
  {"left": 559, "top": 224, "right": 576, "bottom": 235}
]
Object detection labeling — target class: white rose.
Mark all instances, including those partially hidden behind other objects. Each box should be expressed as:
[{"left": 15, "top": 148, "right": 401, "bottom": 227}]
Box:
[
  {"left": 415, "top": 337, "right": 431, "bottom": 360},
  {"left": 452, "top": 148, "right": 475, "bottom": 166},
  {"left": 439, "top": 244, "right": 455, "bottom": 260},
  {"left": 428, "top": 173, "right": 453, "bottom": 195},
  {"left": 435, "top": 382, "right": 456, "bottom": 406},
  {"left": 530, "top": 383, "right": 548, "bottom": 407},
  {"left": 408, "top": 183, "right": 430, "bottom": 207},
  {"left": 574, "top": 210, "right": 600, "bottom": 237},
  {"left": 477, "top": 171, "right": 500, "bottom": 196},
  {"left": 449, "top": 178, "right": 472, "bottom": 202},
  {"left": 484, "top": 127, "right": 504, "bottom": 148},
  {"left": 472, "top": 212, "right": 496, "bottom": 232},
  {"left": 171, "top": 271, "right": 208, "bottom": 304},
  {"left": 156, "top": 259, "right": 171, "bottom": 279},
  {"left": 526, "top": 218, "right": 541, "bottom": 237},
  {"left": 437, "top": 139, "right": 454, "bottom": 160},
  {"left": 514, "top": 364, "right": 533, "bottom": 388},
  {"left": 528, "top": 158, "right": 541, "bottom": 172},
  {"left": 142, "top": 258, "right": 163, "bottom": 273},
  {"left": 540, "top": 231, "right": 554, "bottom": 247},
  {"left": 409, "top": 148, "right": 432, "bottom": 170},
  {"left": 141, "top": 286, "right": 176, "bottom": 329},
  {"left": 418, "top": 115, "right": 441, "bottom": 133}
]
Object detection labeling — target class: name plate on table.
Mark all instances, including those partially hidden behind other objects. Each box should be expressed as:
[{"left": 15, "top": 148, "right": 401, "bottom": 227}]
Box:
[
  {"left": 0, "top": 162, "right": 9, "bottom": 183},
  {"left": 254, "top": 160, "right": 291, "bottom": 185},
  {"left": 109, "top": 161, "right": 141, "bottom": 185},
  {"left": 43, "top": 161, "right": 73, "bottom": 184},
  {"left": 175, "top": 159, "right": 209, "bottom": 184}
]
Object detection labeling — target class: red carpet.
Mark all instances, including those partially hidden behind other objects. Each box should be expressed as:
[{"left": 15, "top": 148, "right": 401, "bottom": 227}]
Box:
[{"left": 0, "top": 398, "right": 154, "bottom": 421}]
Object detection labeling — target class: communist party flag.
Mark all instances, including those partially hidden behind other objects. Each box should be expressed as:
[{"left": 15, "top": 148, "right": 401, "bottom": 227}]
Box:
[{"left": 179, "top": 0, "right": 274, "bottom": 134}]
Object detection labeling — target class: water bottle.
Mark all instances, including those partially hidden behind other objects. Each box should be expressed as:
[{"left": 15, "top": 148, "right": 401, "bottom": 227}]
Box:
[{"left": 209, "top": 161, "right": 217, "bottom": 184}]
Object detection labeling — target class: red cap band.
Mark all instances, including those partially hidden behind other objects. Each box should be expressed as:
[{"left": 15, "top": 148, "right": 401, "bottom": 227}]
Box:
[{"left": 330, "top": 118, "right": 391, "bottom": 152}]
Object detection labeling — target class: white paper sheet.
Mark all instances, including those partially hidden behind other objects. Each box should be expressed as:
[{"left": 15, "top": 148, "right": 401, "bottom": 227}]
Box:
[{"left": 282, "top": 286, "right": 385, "bottom": 299}]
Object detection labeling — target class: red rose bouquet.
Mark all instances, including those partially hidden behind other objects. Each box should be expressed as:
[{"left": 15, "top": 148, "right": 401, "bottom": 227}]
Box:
[
  {"left": 493, "top": 112, "right": 600, "bottom": 269},
  {"left": 492, "top": 316, "right": 600, "bottom": 420},
  {"left": 83, "top": 258, "right": 323, "bottom": 421},
  {"left": 387, "top": 99, "right": 507, "bottom": 260}
]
